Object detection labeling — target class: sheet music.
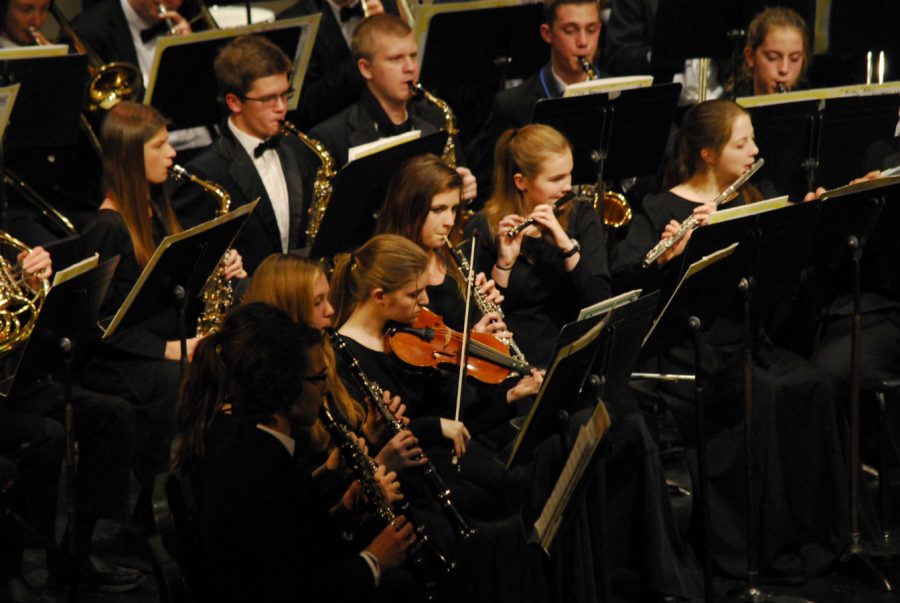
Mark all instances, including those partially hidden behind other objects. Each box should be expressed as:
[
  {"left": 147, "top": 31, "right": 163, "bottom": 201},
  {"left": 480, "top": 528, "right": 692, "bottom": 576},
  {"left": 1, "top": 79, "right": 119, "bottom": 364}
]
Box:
[
  {"left": 708, "top": 195, "right": 790, "bottom": 224},
  {"left": 532, "top": 402, "right": 611, "bottom": 554}
]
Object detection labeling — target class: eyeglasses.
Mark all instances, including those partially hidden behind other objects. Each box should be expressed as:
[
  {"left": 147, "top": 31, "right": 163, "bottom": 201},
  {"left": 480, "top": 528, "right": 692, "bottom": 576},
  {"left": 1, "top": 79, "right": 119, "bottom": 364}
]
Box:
[
  {"left": 240, "top": 89, "right": 295, "bottom": 107},
  {"left": 303, "top": 372, "right": 328, "bottom": 385}
]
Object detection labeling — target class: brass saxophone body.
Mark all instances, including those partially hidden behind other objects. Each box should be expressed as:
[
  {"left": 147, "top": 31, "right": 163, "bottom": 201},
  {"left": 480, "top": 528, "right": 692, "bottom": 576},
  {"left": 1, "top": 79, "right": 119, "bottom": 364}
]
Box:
[
  {"left": 168, "top": 164, "right": 233, "bottom": 336},
  {"left": 280, "top": 120, "right": 336, "bottom": 246},
  {"left": 409, "top": 82, "right": 458, "bottom": 167}
]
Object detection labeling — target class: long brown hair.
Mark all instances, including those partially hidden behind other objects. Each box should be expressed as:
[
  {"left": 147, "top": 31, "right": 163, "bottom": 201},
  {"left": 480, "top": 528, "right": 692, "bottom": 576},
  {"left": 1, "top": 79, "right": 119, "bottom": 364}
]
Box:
[
  {"left": 243, "top": 254, "right": 365, "bottom": 452},
  {"left": 330, "top": 234, "right": 428, "bottom": 328},
  {"left": 665, "top": 99, "right": 762, "bottom": 203},
  {"left": 376, "top": 154, "right": 464, "bottom": 292},
  {"left": 100, "top": 101, "right": 182, "bottom": 267},
  {"left": 484, "top": 124, "right": 573, "bottom": 238}
]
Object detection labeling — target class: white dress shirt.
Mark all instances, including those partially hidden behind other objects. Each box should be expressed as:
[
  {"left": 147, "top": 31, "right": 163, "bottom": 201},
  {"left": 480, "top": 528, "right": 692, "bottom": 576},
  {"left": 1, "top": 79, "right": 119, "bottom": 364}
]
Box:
[{"left": 228, "top": 118, "right": 292, "bottom": 252}]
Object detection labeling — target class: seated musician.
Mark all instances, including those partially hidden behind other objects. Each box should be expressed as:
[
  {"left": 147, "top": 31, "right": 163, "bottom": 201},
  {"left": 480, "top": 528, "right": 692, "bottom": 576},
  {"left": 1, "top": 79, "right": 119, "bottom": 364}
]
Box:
[
  {"left": 243, "top": 253, "right": 428, "bottom": 477},
  {"left": 173, "top": 302, "right": 414, "bottom": 603},
  {"left": 308, "top": 14, "right": 477, "bottom": 202},
  {"left": 468, "top": 0, "right": 604, "bottom": 193},
  {"left": 73, "top": 0, "right": 192, "bottom": 86},
  {"left": 171, "top": 34, "right": 318, "bottom": 274},
  {"left": 611, "top": 98, "right": 852, "bottom": 579},
  {"left": 0, "top": 0, "right": 48, "bottom": 46},
  {"left": 277, "top": 0, "right": 396, "bottom": 130},
  {"left": 465, "top": 124, "right": 610, "bottom": 368},
  {"left": 0, "top": 246, "right": 142, "bottom": 599},
  {"left": 733, "top": 7, "right": 811, "bottom": 97},
  {"left": 79, "top": 101, "right": 244, "bottom": 535}
]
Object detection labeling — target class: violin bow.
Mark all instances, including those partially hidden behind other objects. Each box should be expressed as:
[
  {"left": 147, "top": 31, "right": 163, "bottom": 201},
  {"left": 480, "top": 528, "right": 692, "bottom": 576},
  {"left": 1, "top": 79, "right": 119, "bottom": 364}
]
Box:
[{"left": 452, "top": 233, "right": 478, "bottom": 468}]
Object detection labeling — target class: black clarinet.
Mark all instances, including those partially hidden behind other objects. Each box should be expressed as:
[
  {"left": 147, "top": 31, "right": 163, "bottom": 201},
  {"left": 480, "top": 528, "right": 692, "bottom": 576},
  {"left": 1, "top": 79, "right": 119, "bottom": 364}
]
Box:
[
  {"left": 319, "top": 400, "right": 451, "bottom": 599},
  {"left": 326, "top": 329, "right": 477, "bottom": 542}
]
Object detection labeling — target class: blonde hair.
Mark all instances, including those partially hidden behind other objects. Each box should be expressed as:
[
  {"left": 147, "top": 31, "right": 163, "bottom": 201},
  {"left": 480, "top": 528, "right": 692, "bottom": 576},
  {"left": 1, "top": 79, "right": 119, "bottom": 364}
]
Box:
[
  {"left": 351, "top": 14, "right": 413, "bottom": 62},
  {"left": 243, "top": 254, "right": 366, "bottom": 452},
  {"left": 484, "top": 124, "right": 572, "bottom": 238},
  {"left": 330, "top": 235, "right": 429, "bottom": 328}
]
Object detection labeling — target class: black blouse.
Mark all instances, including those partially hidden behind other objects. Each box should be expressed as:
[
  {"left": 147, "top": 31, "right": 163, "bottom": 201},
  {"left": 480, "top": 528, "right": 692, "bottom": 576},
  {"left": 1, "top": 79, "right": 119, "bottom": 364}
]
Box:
[{"left": 464, "top": 201, "right": 611, "bottom": 366}]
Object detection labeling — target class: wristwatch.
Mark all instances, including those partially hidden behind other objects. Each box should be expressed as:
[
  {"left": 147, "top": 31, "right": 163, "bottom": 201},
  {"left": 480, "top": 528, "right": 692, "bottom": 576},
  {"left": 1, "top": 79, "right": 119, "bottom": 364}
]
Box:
[{"left": 560, "top": 238, "right": 580, "bottom": 258}]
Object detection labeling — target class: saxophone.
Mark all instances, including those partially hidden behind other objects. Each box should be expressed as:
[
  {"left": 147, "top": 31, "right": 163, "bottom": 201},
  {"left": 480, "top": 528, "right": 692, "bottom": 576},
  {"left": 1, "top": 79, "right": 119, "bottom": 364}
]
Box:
[
  {"left": 280, "top": 120, "right": 336, "bottom": 247},
  {"left": 409, "top": 82, "right": 458, "bottom": 168},
  {"left": 168, "top": 164, "right": 233, "bottom": 337}
]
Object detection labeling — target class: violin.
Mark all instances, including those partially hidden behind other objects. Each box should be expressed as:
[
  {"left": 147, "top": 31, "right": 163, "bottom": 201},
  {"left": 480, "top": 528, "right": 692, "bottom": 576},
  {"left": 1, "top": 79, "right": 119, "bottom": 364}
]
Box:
[{"left": 385, "top": 307, "right": 533, "bottom": 384}]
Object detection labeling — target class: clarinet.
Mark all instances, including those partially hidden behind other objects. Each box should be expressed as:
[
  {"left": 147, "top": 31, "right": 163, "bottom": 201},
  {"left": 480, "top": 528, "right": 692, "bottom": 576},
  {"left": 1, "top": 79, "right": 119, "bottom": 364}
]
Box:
[
  {"left": 325, "top": 329, "right": 477, "bottom": 542},
  {"left": 642, "top": 158, "right": 765, "bottom": 267},
  {"left": 319, "top": 400, "right": 451, "bottom": 600},
  {"left": 444, "top": 237, "right": 528, "bottom": 364}
]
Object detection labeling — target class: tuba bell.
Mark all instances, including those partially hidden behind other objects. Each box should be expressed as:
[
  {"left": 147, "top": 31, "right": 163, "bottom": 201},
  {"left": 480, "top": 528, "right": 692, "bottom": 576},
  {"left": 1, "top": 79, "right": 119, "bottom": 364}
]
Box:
[{"left": 0, "top": 233, "right": 50, "bottom": 354}]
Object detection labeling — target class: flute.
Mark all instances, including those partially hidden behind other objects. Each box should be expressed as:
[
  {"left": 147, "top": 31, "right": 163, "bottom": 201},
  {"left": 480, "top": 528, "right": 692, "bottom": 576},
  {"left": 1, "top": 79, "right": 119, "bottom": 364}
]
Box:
[
  {"left": 506, "top": 191, "right": 576, "bottom": 238},
  {"left": 642, "top": 158, "right": 764, "bottom": 268}
]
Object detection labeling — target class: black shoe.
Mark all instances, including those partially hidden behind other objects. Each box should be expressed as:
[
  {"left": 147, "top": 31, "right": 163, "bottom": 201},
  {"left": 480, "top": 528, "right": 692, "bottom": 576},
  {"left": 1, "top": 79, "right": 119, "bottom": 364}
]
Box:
[{"left": 80, "top": 555, "right": 144, "bottom": 593}]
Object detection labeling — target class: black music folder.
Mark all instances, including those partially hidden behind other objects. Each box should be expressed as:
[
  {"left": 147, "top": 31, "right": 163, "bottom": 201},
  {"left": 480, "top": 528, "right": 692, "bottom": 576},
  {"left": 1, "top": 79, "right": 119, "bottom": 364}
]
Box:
[
  {"left": 814, "top": 176, "right": 900, "bottom": 302},
  {"left": 504, "top": 291, "right": 656, "bottom": 469},
  {"left": 532, "top": 83, "right": 681, "bottom": 185},
  {"left": 101, "top": 201, "right": 256, "bottom": 337},
  {"left": 0, "top": 256, "right": 118, "bottom": 397},
  {"left": 145, "top": 16, "right": 319, "bottom": 130},
  {"left": 309, "top": 131, "right": 447, "bottom": 258},
  {"left": 0, "top": 54, "right": 87, "bottom": 150},
  {"left": 416, "top": 0, "right": 546, "bottom": 137},
  {"left": 649, "top": 0, "right": 742, "bottom": 79}
]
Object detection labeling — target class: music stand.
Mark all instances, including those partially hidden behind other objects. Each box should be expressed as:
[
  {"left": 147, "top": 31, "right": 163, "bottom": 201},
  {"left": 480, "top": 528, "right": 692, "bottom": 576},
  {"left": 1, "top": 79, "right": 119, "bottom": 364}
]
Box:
[
  {"left": 506, "top": 292, "right": 656, "bottom": 469},
  {"left": 0, "top": 256, "right": 118, "bottom": 598},
  {"left": 740, "top": 100, "right": 819, "bottom": 200},
  {"left": 0, "top": 54, "right": 87, "bottom": 151},
  {"left": 679, "top": 199, "right": 820, "bottom": 603},
  {"left": 0, "top": 54, "right": 87, "bottom": 231},
  {"left": 415, "top": 0, "right": 546, "bottom": 140},
  {"left": 532, "top": 83, "right": 681, "bottom": 189},
  {"left": 817, "top": 177, "right": 900, "bottom": 591},
  {"left": 640, "top": 243, "right": 741, "bottom": 603},
  {"left": 144, "top": 16, "right": 319, "bottom": 130},
  {"left": 101, "top": 203, "right": 256, "bottom": 374},
  {"left": 309, "top": 131, "right": 447, "bottom": 258},
  {"left": 649, "top": 0, "right": 744, "bottom": 87},
  {"left": 816, "top": 94, "right": 900, "bottom": 190}
]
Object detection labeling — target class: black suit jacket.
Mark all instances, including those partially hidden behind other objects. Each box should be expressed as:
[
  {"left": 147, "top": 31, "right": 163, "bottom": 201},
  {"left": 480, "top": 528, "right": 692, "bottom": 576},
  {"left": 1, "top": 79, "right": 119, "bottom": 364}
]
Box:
[
  {"left": 171, "top": 126, "right": 315, "bottom": 274},
  {"left": 309, "top": 90, "right": 445, "bottom": 166},
  {"left": 73, "top": 0, "right": 140, "bottom": 68},
  {"left": 197, "top": 416, "right": 375, "bottom": 603},
  {"left": 605, "top": 0, "right": 657, "bottom": 76}
]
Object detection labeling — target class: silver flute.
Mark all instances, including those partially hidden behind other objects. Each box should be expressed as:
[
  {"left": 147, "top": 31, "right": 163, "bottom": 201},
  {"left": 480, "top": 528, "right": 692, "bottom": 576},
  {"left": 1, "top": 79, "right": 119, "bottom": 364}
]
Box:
[
  {"left": 506, "top": 191, "right": 576, "bottom": 238},
  {"left": 642, "top": 158, "right": 764, "bottom": 268}
]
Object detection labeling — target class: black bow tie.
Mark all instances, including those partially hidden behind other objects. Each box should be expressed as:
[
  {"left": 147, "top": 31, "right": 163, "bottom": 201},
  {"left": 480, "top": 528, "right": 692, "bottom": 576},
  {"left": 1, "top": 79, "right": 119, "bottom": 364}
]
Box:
[
  {"left": 254, "top": 134, "right": 282, "bottom": 158},
  {"left": 139, "top": 21, "right": 168, "bottom": 43},
  {"left": 339, "top": 2, "right": 364, "bottom": 22}
]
